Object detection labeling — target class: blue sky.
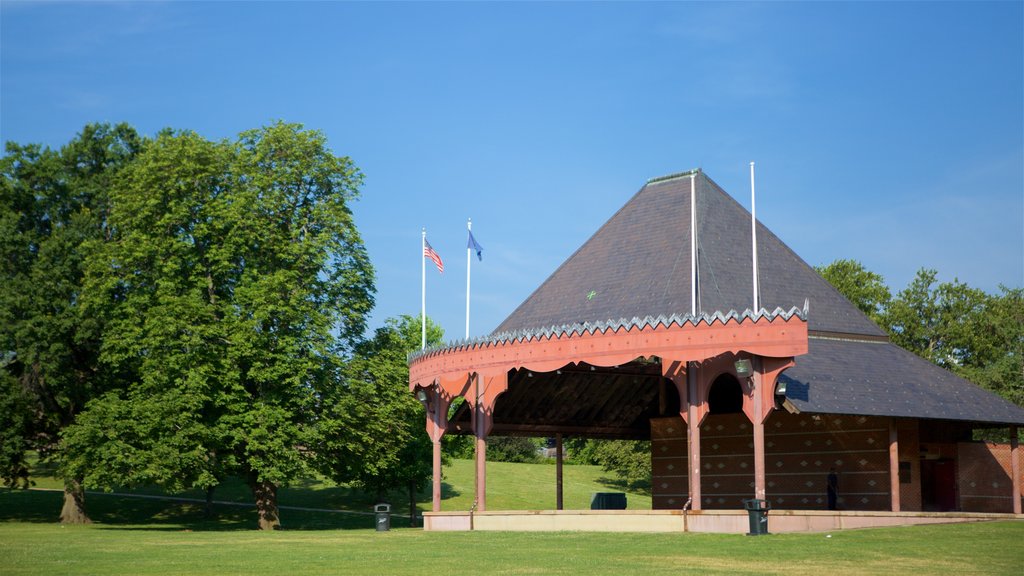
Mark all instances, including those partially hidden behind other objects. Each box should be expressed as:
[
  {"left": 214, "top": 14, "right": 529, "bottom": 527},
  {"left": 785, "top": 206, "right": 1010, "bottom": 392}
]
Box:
[{"left": 3, "top": 1, "right": 1022, "bottom": 342}]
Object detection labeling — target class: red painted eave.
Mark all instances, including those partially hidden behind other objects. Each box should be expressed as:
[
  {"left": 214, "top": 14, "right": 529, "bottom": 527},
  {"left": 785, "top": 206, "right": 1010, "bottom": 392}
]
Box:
[{"left": 409, "top": 312, "right": 809, "bottom": 390}]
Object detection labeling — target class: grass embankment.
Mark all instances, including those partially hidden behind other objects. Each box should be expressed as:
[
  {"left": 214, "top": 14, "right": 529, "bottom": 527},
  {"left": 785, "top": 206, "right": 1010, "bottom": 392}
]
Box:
[
  {"left": 8, "top": 457, "right": 646, "bottom": 529},
  {"left": 1, "top": 505, "right": 1022, "bottom": 576},
  {"left": 3, "top": 459, "right": 1022, "bottom": 575}
]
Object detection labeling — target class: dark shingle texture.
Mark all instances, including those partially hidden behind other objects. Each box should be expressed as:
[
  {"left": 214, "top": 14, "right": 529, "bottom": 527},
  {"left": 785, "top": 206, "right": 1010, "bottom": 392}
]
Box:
[
  {"left": 495, "top": 172, "right": 885, "bottom": 337},
  {"left": 781, "top": 337, "right": 1024, "bottom": 425},
  {"left": 492, "top": 170, "right": 1024, "bottom": 426}
]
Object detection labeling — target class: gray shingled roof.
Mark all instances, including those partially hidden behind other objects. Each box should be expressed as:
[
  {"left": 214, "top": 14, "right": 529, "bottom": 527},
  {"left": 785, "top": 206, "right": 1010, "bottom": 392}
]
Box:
[
  {"left": 496, "top": 171, "right": 886, "bottom": 337},
  {"left": 781, "top": 337, "right": 1024, "bottom": 426},
  {"left": 491, "top": 170, "right": 1024, "bottom": 427}
]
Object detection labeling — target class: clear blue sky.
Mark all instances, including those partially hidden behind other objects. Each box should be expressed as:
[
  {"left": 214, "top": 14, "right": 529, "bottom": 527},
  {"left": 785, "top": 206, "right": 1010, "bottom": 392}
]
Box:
[{"left": 3, "top": 1, "right": 1022, "bottom": 343}]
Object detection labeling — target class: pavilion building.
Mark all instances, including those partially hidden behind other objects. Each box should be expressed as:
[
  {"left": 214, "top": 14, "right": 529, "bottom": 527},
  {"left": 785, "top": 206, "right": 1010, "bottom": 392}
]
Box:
[{"left": 409, "top": 170, "right": 1024, "bottom": 532}]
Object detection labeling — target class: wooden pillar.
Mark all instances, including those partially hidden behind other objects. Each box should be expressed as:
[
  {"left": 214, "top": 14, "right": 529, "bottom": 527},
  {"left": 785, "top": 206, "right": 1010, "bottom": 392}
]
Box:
[
  {"left": 556, "top": 433, "right": 564, "bottom": 510},
  {"left": 473, "top": 371, "right": 507, "bottom": 514},
  {"left": 424, "top": 386, "right": 451, "bottom": 514},
  {"left": 1011, "top": 426, "right": 1021, "bottom": 515},
  {"left": 749, "top": 356, "right": 765, "bottom": 500},
  {"left": 475, "top": 430, "right": 487, "bottom": 511},
  {"left": 889, "top": 419, "right": 901, "bottom": 512},
  {"left": 687, "top": 363, "right": 702, "bottom": 510},
  {"left": 432, "top": 438, "right": 442, "bottom": 512},
  {"left": 474, "top": 374, "right": 488, "bottom": 512}
]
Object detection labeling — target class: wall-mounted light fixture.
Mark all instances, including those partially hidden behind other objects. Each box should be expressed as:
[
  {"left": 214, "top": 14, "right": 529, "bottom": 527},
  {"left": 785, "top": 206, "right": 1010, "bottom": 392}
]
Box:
[
  {"left": 734, "top": 359, "right": 753, "bottom": 378},
  {"left": 416, "top": 386, "right": 435, "bottom": 411}
]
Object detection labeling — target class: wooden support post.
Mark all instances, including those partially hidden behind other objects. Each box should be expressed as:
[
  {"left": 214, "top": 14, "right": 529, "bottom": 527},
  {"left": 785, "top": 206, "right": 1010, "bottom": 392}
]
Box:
[
  {"left": 752, "top": 358, "right": 766, "bottom": 501},
  {"left": 1011, "top": 426, "right": 1020, "bottom": 515},
  {"left": 432, "top": 438, "right": 442, "bottom": 512},
  {"left": 687, "top": 363, "right": 702, "bottom": 510},
  {"left": 889, "top": 419, "right": 901, "bottom": 512},
  {"left": 476, "top": 430, "right": 487, "bottom": 511},
  {"left": 556, "top": 433, "right": 564, "bottom": 510}
]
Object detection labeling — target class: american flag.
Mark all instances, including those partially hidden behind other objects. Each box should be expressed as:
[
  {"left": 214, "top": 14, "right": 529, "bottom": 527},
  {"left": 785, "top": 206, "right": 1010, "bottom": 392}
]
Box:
[{"left": 424, "top": 239, "right": 444, "bottom": 274}]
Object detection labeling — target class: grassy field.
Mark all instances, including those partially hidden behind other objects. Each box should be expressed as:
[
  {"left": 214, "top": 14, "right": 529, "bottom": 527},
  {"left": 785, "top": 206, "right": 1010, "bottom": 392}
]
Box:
[
  {"left": 3, "top": 459, "right": 1023, "bottom": 575},
  {"left": 6, "top": 458, "right": 648, "bottom": 529},
  {"left": 1, "top": 505, "right": 1022, "bottom": 575}
]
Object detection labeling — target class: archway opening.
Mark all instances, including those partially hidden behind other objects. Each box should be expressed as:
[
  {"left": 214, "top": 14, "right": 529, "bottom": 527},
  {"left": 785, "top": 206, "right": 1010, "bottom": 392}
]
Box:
[{"left": 708, "top": 373, "right": 743, "bottom": 414}]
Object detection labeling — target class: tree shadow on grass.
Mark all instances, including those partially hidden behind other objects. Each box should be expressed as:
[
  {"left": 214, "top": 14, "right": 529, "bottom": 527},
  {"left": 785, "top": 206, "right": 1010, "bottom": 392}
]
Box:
[
  {"left": 1, "top": 488, "right": 420, "bottom": 532},
  {"left": 595, "top": 476, "right": 652, "bottom": 497}
]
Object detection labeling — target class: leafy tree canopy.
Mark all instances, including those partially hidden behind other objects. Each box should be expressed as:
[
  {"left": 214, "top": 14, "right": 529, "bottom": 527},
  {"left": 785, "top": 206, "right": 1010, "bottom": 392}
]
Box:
[
  {"left": 60, "top": 121, "right": 375, "bottom": 529},
  {"left": 1, "top": 123, "right": 143, "bottom": 523}
]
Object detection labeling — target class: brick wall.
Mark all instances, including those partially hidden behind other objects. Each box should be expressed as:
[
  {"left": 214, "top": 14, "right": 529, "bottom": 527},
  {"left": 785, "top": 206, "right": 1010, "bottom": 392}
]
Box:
[
  {"left": 765, "top": 412, "right": 891, "bottom": 511},
  {"left": 651, "top": 416, "right": 688, "bottom": 509},
  {"left": 957, "top": 442, "right": 1021, "bottom": 513},
  {"left": 897, "top": 419, "right": 922, "bottom": 511},
  {"left": 651, "top": 414, "right": 1022, "bottom": 513},
  {"left": 700, "top": 413, "right": 755, "bottom": 509}
]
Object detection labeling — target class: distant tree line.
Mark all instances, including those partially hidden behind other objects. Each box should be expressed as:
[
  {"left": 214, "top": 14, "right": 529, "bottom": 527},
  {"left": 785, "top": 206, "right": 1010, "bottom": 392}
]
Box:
[
  {"left": 816, "top": 259, "right": 1023, "bottom": 411},
  {"left": 0, "top": 122, "right": 435, "bottom": 529}
]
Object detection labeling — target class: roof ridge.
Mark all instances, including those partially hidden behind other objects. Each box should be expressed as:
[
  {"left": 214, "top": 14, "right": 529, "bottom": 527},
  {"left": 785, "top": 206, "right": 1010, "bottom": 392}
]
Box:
[{"left": 646, "top": 168, "right": 701, "bottom": 185}]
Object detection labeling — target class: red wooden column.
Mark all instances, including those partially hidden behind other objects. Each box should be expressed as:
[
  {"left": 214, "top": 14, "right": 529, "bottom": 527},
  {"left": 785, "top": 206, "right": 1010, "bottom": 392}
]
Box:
[
  {"left": 473, "top": 371, "right": 508, "bottom": 512},
  {"left": 662, "top": 360, "right": 693, "bottom": 508},
  {"left": 424, "top": 387, "right": 452, "bottom": 513},
  {"left": 751, "top": 359, "right": 766, "bottom": 502},
  {"left": 1011, "top": 426, "right": 1021, "bottom": 515},
  {"left": 889, "top": 419, "right": 901, "bottom": 512},
  {"left": 687, "top": 362, "right": 702, "bottom": 510},
  {"left": 742, "top": 357, "right": 793, "bottom": 505}
]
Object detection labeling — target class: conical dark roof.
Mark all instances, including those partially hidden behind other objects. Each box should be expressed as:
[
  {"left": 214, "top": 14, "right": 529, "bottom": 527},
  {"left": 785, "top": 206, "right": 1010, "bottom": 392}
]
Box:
[
  {"left": 496, "top": 170, "right": 884, "bottom": 337},
  {"left": 494, "top": 170, "right": 1024, "bottom": 426}
]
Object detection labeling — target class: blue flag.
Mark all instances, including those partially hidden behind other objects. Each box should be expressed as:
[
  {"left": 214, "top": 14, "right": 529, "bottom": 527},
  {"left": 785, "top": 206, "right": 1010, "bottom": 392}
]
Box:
[{"left": 468, "top": 230, "right": 483, "bottom": 261}]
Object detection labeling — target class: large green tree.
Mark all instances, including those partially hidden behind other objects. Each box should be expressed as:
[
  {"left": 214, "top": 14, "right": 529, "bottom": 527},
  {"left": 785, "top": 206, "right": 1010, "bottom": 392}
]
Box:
[
  {"left": 61, "top": 122, "right": 374, "bottom": 530},
  {"left": 0, "top": 124, "right": 143, "bottom": 523},
  {"left": 814, "top": 258, "right": 891, "bottom": 324},
  {"left": 316, "top": 314, "right": 442, "bottom": 525},
  {"left": 818, "top": 260, "right": 1023, "bottom": 413}
]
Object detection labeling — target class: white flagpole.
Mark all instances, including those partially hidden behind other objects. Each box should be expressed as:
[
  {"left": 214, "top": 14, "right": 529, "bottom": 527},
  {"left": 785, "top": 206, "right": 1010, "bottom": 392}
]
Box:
[
  {"left": 466, "top": 218, "right": 472, "bottom": 339},
  {"left": 690, "top": 173, "right": 697, "bottom": 317},
  {"left": 750, "top": 162, "right": 760, "bottom": 313},
  {"left": 421, "top": 228, "right": 426, "bottom": 350}
]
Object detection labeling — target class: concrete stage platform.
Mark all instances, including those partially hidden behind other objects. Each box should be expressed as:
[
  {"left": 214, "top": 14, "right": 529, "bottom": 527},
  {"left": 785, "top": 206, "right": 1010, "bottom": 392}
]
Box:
[{"left": 424, "top": 509, "right": 1024, "bottom": 533}]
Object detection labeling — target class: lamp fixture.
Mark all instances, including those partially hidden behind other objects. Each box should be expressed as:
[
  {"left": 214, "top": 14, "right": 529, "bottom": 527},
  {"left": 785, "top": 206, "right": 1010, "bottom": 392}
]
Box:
[{"left": 734, "top": 359, "right": 753, "bottom": 378}]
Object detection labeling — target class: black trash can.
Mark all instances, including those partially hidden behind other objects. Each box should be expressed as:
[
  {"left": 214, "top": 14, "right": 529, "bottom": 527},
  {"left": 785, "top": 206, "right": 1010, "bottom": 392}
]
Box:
[
  {"left": 742, "top": 498, "right": 770, "bottom": 535},
  {"left": 374, "top": 503, "right": 391, "bottom": 532},
  {"left": 590, "top": 492, "right": 627, "bottom": 510}
]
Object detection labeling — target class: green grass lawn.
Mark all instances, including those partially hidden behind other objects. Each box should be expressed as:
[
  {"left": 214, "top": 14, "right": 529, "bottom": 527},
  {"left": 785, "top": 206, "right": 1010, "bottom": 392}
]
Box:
[
  {"left": 3, "top": 459, "right": 1023, "bottom": 575},
  {"left": 7, "top": 458, "right": 647, "bottom": 529},
  {"left": 1, "top": 509, "right": 1022, "bottom": 575}
]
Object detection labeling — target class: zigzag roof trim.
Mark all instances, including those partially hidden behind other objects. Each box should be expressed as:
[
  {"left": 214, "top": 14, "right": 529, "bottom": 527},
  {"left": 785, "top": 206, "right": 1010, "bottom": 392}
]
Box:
[{"left": 408, "top": 304, "right": 808, "bottom": 364}]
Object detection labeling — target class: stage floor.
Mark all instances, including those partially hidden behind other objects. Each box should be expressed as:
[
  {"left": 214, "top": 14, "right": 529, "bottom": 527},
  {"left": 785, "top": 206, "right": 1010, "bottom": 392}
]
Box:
[{"left": 423, "top": 508, "right": 1023, "bottom": 533}]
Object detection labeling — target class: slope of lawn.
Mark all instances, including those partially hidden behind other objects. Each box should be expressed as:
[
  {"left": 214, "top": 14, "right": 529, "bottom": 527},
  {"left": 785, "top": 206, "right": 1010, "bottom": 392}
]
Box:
[{"left": 5, "top": 457, "right": 1022, "bottom": 575}]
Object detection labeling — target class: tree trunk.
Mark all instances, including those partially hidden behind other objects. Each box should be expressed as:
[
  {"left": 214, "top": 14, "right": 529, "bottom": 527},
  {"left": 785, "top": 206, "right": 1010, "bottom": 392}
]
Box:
[
  {"left": 59, "top": 478, "right": 91, "bottom": 524},
  {"left": 205, "top": 486, "right": 215, "bottom": 519},
  {"left": 251, "top": 478, "right": 281, "bottom": 530},
  {"left": 408, "top": 480, "right": 417, "bottom": 527}
]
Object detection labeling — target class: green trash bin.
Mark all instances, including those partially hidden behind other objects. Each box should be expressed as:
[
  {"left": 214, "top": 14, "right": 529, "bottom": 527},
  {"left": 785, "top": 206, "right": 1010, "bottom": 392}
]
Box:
[{"left": 743, "top": 498, "right": 770, "bottom": 535}]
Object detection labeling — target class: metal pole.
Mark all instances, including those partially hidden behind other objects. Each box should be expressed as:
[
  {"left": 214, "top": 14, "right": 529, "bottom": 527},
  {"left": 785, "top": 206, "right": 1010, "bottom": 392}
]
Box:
[
  {"left": 466, "top": 219, "right": 472, "bottom": 339},
  {"left": 690, "top": 173, "right": 697, "bottom": 317},
  {"left": 750, "top": 162, "right": 759, "bottom": 313},
  {"left": 556, "top": 433, "right": 564, "bottom": 510},
  {"left": 421, "top": 229, "right": 426, "bottom": 349}
]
